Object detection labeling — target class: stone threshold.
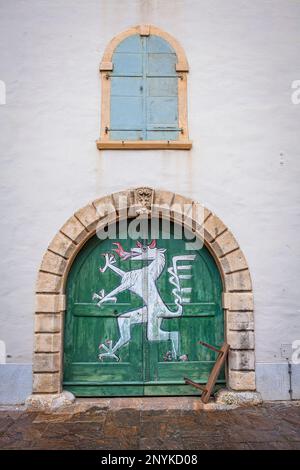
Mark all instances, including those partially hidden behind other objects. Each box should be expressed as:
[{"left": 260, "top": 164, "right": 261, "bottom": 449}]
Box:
[{"left": 24, "top": 390, "right": 263, "bottom": 413}]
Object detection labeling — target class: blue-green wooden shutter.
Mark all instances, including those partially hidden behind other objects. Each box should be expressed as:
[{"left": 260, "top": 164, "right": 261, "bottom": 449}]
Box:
[
  {"left": 110, "top": 35, "right": 179, "bottom": 141},
  {"left": 146, "top": 35, "right": 178, "bottom": 141},
  {"left": 110, "top": 35, "right": 144, "bottom": 141}
]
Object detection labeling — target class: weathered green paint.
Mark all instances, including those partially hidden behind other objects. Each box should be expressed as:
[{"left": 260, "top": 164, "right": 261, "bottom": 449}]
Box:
[{"left": 63, "top": 222, "right": 224, "bottom": 396}]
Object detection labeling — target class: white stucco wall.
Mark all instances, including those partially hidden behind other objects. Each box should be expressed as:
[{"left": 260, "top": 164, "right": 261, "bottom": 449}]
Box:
[{"left": 0, "top": 0, "right": 299, "bottom": 400}]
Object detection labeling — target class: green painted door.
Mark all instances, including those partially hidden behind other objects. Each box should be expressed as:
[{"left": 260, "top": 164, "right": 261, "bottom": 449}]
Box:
[{"left": 63, "top": 222, "right": 224, "bottom": 396}]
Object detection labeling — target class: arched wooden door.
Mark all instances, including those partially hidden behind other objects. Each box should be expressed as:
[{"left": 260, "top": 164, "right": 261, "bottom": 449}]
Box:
[{"left": 63, "top": 222, "right": 224, "bottom": 396}]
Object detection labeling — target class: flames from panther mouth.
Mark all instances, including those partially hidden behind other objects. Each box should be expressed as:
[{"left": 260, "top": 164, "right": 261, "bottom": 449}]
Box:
[{"left": 112, "top": 240, "right": 156, "bottom": 260}]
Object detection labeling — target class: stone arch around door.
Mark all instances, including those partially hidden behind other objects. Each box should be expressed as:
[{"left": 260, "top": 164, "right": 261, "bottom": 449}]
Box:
[{"left": 32, "top": 187, "right": 255, "bottom": 400}]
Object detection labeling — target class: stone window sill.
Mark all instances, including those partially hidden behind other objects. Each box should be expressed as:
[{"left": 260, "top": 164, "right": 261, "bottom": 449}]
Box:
[{"left": 96, "top": 140, "right": 192, "bottom": 150}]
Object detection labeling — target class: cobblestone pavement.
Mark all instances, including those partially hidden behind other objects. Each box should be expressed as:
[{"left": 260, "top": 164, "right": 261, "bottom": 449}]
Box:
[{"left": 0, "top": 399, "right": 300, "bottom": 450}]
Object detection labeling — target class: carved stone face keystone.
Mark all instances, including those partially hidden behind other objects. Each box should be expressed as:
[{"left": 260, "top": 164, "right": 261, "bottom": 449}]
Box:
[{"left": 134, "top": 187, "right": 154, "bottom": 214}]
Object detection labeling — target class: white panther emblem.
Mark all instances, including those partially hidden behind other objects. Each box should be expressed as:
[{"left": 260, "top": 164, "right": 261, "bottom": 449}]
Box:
[{"left": 93, "top": 240, "right": 195, "bottom": 361}]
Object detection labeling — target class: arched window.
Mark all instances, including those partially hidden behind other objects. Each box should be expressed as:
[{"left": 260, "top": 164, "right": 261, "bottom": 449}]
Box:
[{"left": 97, "top": 25, "right": 191, "bottom": 149}]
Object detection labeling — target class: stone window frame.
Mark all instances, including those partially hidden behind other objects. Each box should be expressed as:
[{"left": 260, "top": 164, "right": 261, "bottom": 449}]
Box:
[
  {"left": 32, "top": 188, "right": 255, "bottom": 399},
  {"left": 97, "top": 24, "right": 192, "bottom": 150}
]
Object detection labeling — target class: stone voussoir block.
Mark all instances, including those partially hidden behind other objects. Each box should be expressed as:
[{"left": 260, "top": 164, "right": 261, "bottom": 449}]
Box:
[
  {"left": 33, "top": 372, "right": 60, "bottom": 394},
  {"left": 229, "top": 371, "right": 256, "bottom": 391},
  {"left": 229, "top": 350, "right": 255, "bottom": 370},
  {"left": 33, "top": 353, "right": 60, "bottom": 372},
  {"left": 203, "top": 214, "right": 227, "bottom": 242},
  {"left": 35, "top": 313, "right": 62, "bottom": 333},
  {"left": 224, "top": 270, "right": 252, "bottom": 292},
  {"left": 192, "top": 208, "right": 211, "bottom": 238},
  {"left": 75, "top": 204, "right": 100, "bottom": 232},
  {"left": 48, "top": 231, "right": 76, "bottom": 259},
  {"left": 181, "top": 202, "right": 209, "bottom": 233},
  {"left": 40, "top": 250, "right": 67, "bottom": 275},
  {"left": 171, "top": 194, "right": 194, "bottom": 220},
  {"left": 227, "top": 330, "right": 255, "bottom": 349},
  {"left": 193, "top": 203, "right": 210, "bottom": 229},
  {"left": 93, "top": 195, "right": 115, "bottom": 218},
  {"left": 93, "top": 213, "right": 119, "bottom": 241},
  {"left": 35, "top": 333, "right": 61, "bottom": 353},
  {"left": 36, "top": 272, "right": 62, "bottom": 293},
  {"left": 153, "top": 190, "right": 175, "bottom": 207},
  {"left": 210, "top": 230, "right": 239, "bottom": 258},
  {"left": 112, "top": 189, "right": 134, "bottom": 212},
  {"left": 171, "top": 193, "right": 194, "bottom": 209},
  {"left": 220, "top": 249, "right": 248, "bottom": 274},
  {"left": 60, "top": 216, "right": 87, "bottom": 244},
  {"left": 152, "top": 191, "right": 175, "bottom": 219},
  {"left": 36, "top": 294, "right": 65, "bottom": 313}
]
